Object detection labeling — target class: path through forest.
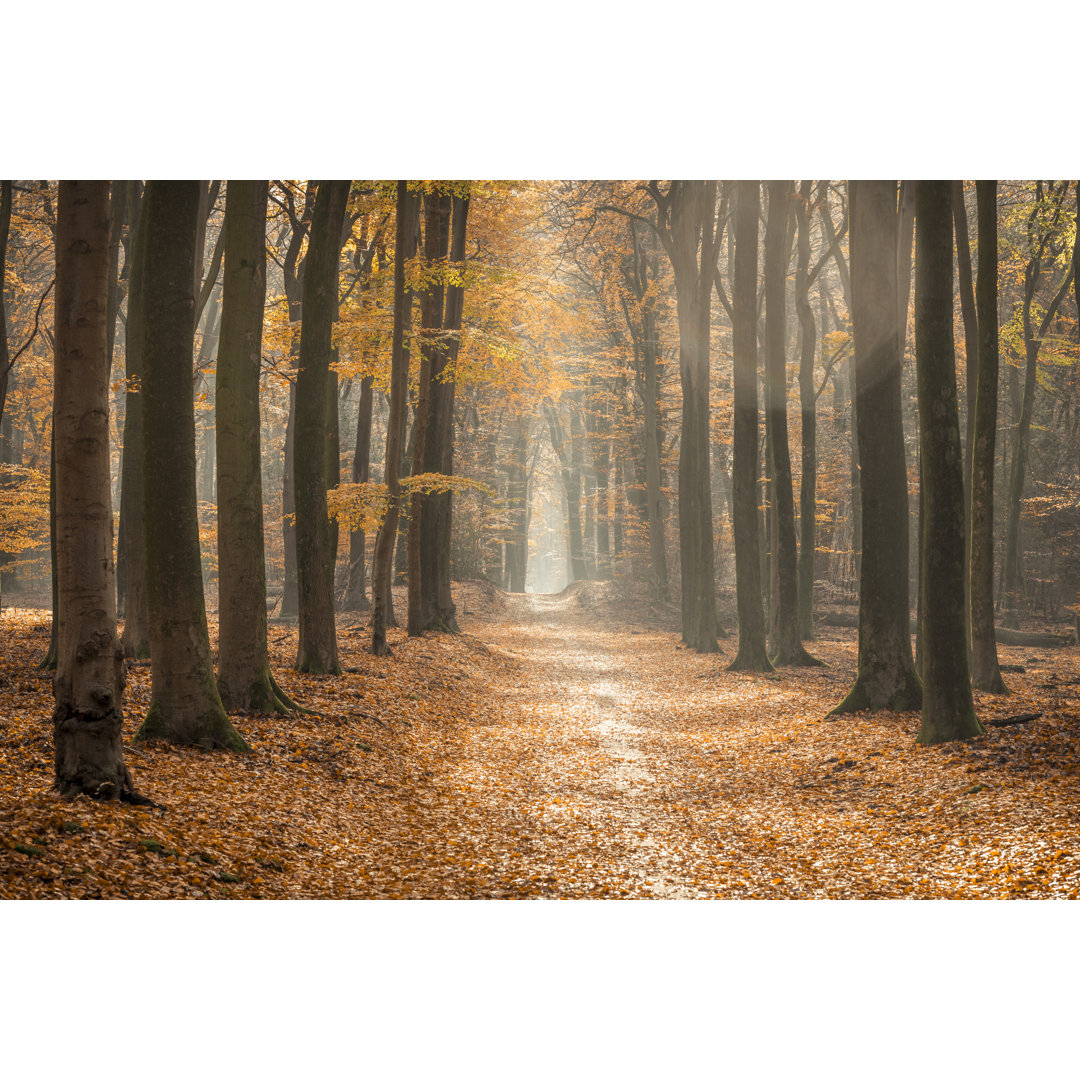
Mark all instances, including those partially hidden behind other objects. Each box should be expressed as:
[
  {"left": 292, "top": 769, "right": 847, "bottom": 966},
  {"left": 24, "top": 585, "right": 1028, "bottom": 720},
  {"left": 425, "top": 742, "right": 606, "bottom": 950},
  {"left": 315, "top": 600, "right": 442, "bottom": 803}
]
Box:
[
  {"left": 404, "top": 584, "right": 1080, "bottom": 899},
  {"left": 3, "top": 582, "right": 1079, "bottom": 899}
]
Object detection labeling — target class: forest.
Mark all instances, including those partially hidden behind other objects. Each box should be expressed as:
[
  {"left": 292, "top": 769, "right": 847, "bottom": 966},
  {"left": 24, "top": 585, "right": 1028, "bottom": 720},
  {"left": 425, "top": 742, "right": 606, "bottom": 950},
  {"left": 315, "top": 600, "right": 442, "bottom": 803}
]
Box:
[{"left": 1, "top": 177, "right": 1079, "bottom": 913}]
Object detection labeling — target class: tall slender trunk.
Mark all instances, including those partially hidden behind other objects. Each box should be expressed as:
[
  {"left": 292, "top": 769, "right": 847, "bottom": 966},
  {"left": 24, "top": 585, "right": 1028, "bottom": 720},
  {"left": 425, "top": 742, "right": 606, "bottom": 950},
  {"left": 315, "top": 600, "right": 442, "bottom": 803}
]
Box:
[
  {"left": 216, "top": 180, "right": 295, "bottom": 712},
  {"left": 727, "top": 181, "right": 772, "bottom": 672},
  {"left": 914, "top": 180, "right": 982, "bottom": 745},
  {"left": 765, "top": 181, "right": 819, "bottom": 666},
  {"left": 119, "top": 186, "right": 150, "bottom": 658},
  {"left": 795, "top": 180, "right": 817, "bottom": 640},
  {"left": 506, "top": 412, "right": 529, "bottom": 593},
  {"left": 134, "top": 181, "right": 249, "bottom": 751},
  {"left": 372, "top": 182, "right": 416, "bottom": 655},
  {"left": 425, "top": 191, "right": 470, "bottom": 630},
  {"left": 829, "top": 181, "right": 921, "bottom": 715},
  {"left": 408, "top": 188, "right": 451, "bottom": 636},
  {"left": 294, "top": 179, "right": 349, "bottom": 674},
  {"left": 969, "top": 180, "right": 1007, "bottom": 694},
  {"left": 343, "top": 374, "right": 374, "bottom": 610},
  {"left": 52, "top": 180, "right": 143, "bottom": 802},
  {"left": 278, "top": 182, "right": 315, "bottom": 620}
]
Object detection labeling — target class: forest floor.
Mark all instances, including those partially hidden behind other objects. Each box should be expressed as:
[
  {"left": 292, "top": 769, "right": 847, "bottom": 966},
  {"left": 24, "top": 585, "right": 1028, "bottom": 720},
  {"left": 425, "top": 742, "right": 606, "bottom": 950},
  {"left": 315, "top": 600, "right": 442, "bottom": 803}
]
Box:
[{"left": 2, "top": 580, "right": 1079, "bottom": 899}]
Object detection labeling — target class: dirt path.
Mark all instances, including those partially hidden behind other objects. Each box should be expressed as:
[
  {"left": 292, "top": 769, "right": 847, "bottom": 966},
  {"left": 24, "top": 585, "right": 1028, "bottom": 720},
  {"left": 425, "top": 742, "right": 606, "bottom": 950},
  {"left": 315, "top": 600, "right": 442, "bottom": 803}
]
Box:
[{"left": 398, "top": 586, "right": 1080, "bottom": 899}]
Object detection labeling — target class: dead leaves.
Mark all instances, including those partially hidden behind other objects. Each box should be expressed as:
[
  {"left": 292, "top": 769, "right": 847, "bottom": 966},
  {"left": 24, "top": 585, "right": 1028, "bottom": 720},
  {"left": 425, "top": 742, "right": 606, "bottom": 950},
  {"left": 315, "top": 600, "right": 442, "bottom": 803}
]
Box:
[{"left": 2, "top": 584, "right": 1080, "bottom": 898}]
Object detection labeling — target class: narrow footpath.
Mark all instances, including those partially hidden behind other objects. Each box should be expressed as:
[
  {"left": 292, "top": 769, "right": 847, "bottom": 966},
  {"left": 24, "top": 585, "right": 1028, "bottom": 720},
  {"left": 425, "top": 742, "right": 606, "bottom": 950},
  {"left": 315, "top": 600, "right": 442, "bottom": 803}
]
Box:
[{"left": 394, "top": 585, "right": 1080, "bottom": 899}]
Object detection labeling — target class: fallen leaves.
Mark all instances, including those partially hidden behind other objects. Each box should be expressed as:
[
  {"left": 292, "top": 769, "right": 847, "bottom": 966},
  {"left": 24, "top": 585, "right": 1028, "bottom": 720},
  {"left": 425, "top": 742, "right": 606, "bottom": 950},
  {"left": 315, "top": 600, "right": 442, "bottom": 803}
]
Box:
[{"left": 2, "top": 581, "right": 1079, "bottom": 899}]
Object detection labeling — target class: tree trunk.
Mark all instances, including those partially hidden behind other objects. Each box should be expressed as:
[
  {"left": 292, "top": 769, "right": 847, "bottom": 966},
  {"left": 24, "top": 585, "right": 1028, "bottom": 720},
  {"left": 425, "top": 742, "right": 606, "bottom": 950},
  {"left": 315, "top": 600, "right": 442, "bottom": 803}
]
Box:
[
  {"left": 52, "top": 180, "right": 144, "bottom": 801},
  {"left": 134, "top": 181, "right": 249, "bottom": 752},
  {"left": 277, "top": 182, "right": 315, "bottom": 620},
  {"left": 969, "top": 180, "right": 1007, "bottom": 694},
  {"left": 118, "top": 186, "right": 150, "bottom": 659},
  {"left": 829, "top": 181, "right": 921, "bottom": 715},
  {"left": 765, "top": 181, "right": 820, "bottom": 666},
  {"left": 424, "top": 190, "right": 470, "bottom": 630},
  {"left": 655, "top": 181, "right": 720, "bottom": 652},
  {"left": 639, "top": 234, "right": 669, "bottom": 602},
  {"left": 795, "top": 180, "right": 817, "bottom": 640},
  {"left": 914, "top": 180, "right": 983, "bottom": 745},
  {"left": 294, "top": 180, "right": 349, "bottom": 674},
  {"left": 216, "top": 180, "right": 295, "bottom": 712},
  {"left": 727, "top": 181, "right": 772, "bottom": 672},
  {"left": 372, "top": 182, "right": 416, "bottom": 655},
  {"left": 505, "top": 412, "right": 529, "bottom": 592},
  {"left": 342, "top": 374, "right": 374, "bottom": 610},
  {"left": 408, "top": 188, "right": 451, "bottom": 636}
]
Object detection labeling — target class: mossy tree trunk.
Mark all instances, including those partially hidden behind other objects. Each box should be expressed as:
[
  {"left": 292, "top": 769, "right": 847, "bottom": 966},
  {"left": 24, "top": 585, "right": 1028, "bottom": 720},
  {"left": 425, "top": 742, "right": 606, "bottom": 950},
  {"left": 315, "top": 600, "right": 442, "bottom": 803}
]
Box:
[
  {"left": 728, "top": 181, "right": 772, "bottom": 672},
  {"left": 135, "top": 181, "right": 249, "bottom": 752},
  {"left": 913, "top": 180, "right": 983, "bottom": 745},
  {"left": 830, "top": 181, "right": 922, "bottom": 715},
  {"left": 52, "top": 181, "right": 144, "bottom": 801},
  {"left": 969, "top": 180, "right": 1008, "bottom": 694},
  {"left": 372, "top": 181, "right": 416, "bottom": 656},
  {"left": 765, "top": 180, "right": 820, "bottom": 667},
  {"left": 216, "top": 181, "right": 295, "bottom": 712},
  {"left": 294, "top": 180, "right": 349, "bottom": 674}
]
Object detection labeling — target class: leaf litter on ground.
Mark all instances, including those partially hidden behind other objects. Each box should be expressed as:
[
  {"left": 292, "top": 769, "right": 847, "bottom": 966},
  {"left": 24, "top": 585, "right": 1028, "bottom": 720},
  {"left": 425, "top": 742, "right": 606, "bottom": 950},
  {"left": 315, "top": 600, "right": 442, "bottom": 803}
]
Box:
[{"left": 1, "top": 581, "right": 1078, "bottom": 899}]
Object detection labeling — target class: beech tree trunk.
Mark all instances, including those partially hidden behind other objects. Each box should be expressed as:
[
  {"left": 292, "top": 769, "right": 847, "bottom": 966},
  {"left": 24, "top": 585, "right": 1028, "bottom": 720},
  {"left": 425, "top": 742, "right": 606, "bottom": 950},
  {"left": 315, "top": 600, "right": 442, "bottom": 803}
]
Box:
[
  {"left": 969, "top": 180, "right": 1007, "bottom": 694},
  {"left": 372, "top": 181, "right": 416, "bottom": 655},
  {"left": 765, "top": 181, "right": 820, "bottom": 667},
  {"left": 216, "top": 180, "right": 295, "bottom": 712},
  {"left": 830, "top": 181, "right": 921, "bottom": 715},
  {"left": 727, "top": 181, "right": 772, "bottom": 672},
  {"left": 795, "top": 180, "right": 817, "bottom": 640},
  {"left": 424, "top": 190, "right": 470, "bottom": 630},
  {"left": 914, "top": 180, "right": 983, "bottom": 745},
  {"left": 134, "top": 181, "right": 249, "bottom": 752},
  {"left": 505, "top": 412, "right": 529, "bottom": 593},
  {"left": 651, "top": 180, "right": 720, "bottom": 652},
  {"left": 278, "top": 182, "right": 315, "bottom": 620},
  {"left": 118, "top": 185, "right": 150, "bottom": 658},
  {"left": 342, "top": 374, "right": 374, "bottom": 610},
  {"left": 295, "top": 179, "right": 349, "bottom": 674},
  {"left": 408, "top": 187, "right": 451, "bottom": 636},
  {"left": 52, "top": 180, "right": 143, "bottom": 802}
]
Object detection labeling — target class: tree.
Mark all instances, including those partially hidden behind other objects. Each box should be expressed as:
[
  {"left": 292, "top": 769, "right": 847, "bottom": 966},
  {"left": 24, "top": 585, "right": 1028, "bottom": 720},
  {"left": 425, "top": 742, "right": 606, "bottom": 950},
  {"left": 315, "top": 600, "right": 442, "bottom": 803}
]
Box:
[
  {"left": 727, "top": 181, "right": 772, "bottom": 672},
  {"left": 969, "top": 180, "right": 1008, "bottom": 693},
  {"left": 118, "top": 183, "right": 150, "bottom": 658},
  {"left": 1002, "top": 181, "right": 1076, "bottom": 625},
  {"left": 408, "top": 186, "right": 451, "bottom": 636},
  {"left": 216, "top": 180, "right": 297, "bottom": 711},
  {"left": 914, "top": 180, "right": 983, "bottom": 745},
  {"left": 648, "top": 180, "right": 720, "bottom": 653},
  {"left": 294, "top": 179, "right": 349, "bottom": 674},
  {"left": 829, "top": 181, "right": 922, "bottom": 714},
  {"left": 274, "top": 181, "right": 316, "bottom": 620},
  {"left": 52, "top": 180, "right": 144, "bottom": 801},
  {"left": 764, "top": 180, "right": 820, "bottom": 667},
  {"left": 371, "top": 181, "right": 416, "bottom": 656},
  {"left": 134, "top": 181, "right": 249, "bottom": 752},
  {"left": 420, "top": 189, "right": 470, "bottom": 631}
]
